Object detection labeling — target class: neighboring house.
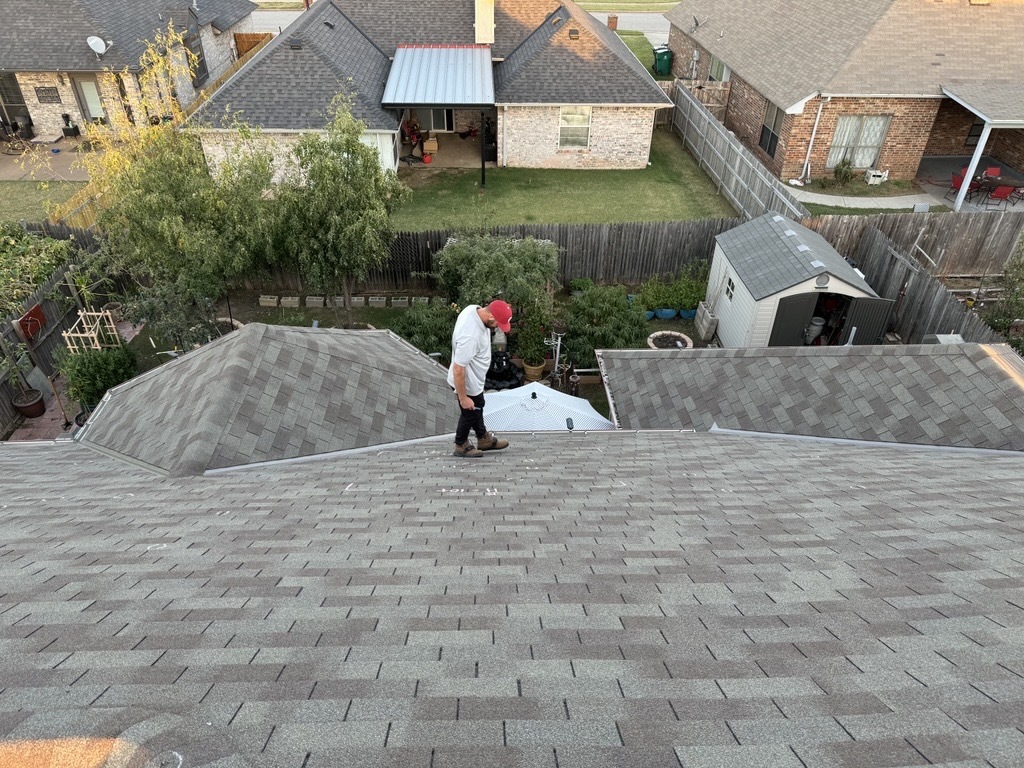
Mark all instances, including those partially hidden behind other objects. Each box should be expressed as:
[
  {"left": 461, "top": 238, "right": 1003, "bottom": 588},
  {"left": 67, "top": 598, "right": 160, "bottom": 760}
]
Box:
[
  {"left": 0, "top": 0, "right": 256, "bottom": 139},
  {"left": 598, "top": 343, "right": 1024, "bottom": 451},
  {"left": 704, "top": 214, "right": 893, "bottom": 348},
  {"left": 77, "top": 323, "right": 455, "bottom": 476},
  {"left": 664, "top": 0, "right": 1024, "bottom": 187},
  {"left": 194, "top": 0, "right": 671, "bottom": 174}
]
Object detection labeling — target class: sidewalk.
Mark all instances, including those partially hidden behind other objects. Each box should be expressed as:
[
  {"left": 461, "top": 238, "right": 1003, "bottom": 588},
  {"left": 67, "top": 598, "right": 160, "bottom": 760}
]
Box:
[
  {"left": 0, "top": 137, "right": 91, "bottom": 182},
  {"left": 789, "top": 186, "right": 940, "bottom": 210}
]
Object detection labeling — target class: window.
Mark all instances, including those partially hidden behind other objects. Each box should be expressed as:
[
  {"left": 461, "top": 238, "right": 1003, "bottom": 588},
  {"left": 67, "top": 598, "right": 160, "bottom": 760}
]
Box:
[
  {"left": 966, "top": 119, "right": 984, "bottom": 148},
  {"left": 708, "top": 56, "right": 730, "bottom": 83},
  {"left": 559, "top": 106, "right": 591, "bottom": 149},
  {"left": 725, "top": 277, "right": 735, "bottom": 301},
  {"left": 415, "top": 109, "right": 453, "bottom": 132},
  {"left": 186, "top": 26, "right": 209, "bottom": 87},
  {"left": 826, "top": 115, "right": 890, "bottom": 169},
  {"left": 759, "top": 101, "right": 784, "bottom": 158}
]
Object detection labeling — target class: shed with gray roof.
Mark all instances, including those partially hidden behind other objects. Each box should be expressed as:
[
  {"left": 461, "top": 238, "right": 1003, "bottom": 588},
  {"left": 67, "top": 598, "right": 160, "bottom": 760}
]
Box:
[
  {"left": 76, "top": 323, "right": 455, "bottom": 476},
  {"left": 704, "top": 214, "right": 893, "bottom": 348}
]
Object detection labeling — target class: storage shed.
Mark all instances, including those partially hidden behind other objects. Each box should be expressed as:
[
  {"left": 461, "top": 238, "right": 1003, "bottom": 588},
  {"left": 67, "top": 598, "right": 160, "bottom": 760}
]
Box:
[{"left": 704, "top": 214, "right": 893, "bottom": 347}]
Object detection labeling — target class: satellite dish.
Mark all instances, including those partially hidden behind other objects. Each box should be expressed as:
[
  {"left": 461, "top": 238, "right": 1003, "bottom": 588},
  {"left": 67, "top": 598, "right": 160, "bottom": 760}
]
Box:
[{"left": 86, "top": 36, "right": 109, "bottom": 56}]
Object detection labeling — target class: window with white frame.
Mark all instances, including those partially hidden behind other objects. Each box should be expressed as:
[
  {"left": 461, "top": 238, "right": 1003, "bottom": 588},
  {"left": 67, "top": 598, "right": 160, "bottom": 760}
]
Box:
[
  {"left": 708, "top": 56, "right": 730, "bottom": 83},
  {"left": 559, "top": 106, "right": 591, "bottom": 149},
  {"left": 725, "top": 277, "right": 735, "bottom": 300},
  {"left": 759, "top": 101, "right": 784, "bottom": 158},
  {"left": 826, "top": 115, "right": 890, "bottom": 169},
  {"left": 966, "top": 118, "right": 984, "bottom": 148}
]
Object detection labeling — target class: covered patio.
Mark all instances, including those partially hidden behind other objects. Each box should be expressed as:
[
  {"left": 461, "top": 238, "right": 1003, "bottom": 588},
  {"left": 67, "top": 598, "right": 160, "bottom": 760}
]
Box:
[
  {"left": 916, "top": 154, "right": 1024, "bottom": 212},
  {"left": 383, "top": 44, "right": 498, "bottom": 179},
  {"left": 932, "top": 82, "right": 1024, "bottom": 212}
]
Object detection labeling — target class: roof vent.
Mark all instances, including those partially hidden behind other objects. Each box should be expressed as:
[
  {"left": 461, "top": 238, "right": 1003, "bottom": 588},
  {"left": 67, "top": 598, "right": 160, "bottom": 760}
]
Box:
[
  {"left": 969, "top": 0, "right": 990, "bottom": 5},
  {"left": 289, "top": 37, "right": 302, "bottom": 49},
  {"left": 551, "top": 16, "right": 562, "bottom": 26},
  {"left": 783, "top": 229, "right": 796, "bottom": 237},
  {"left": 568, "top": 28, "right": 580, "bottom": 39},
  {"left": 323, "top": 20, "right": 335, "bottom": 29},
  {"left": 809, "top": 259, "right": 825, "bottom": 267},
  {"left": 797, "top": 245, "right": 811, "bottom": 253},
  {"left": 771, "top": 214, "right": 785, "bottom": 222}
]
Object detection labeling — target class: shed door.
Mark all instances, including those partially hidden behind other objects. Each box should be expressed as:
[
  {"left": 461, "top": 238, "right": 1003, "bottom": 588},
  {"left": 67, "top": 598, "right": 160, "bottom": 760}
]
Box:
[
  {"left": 840, "top": 297, "right": 894, "bottom": 345},
  {"left": 768, "top": 294, "right": 817, "bottom": 346}
]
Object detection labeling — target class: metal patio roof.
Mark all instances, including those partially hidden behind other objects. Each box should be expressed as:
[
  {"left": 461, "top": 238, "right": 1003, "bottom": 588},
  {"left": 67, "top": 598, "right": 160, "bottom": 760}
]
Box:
[{"left": 382, "top": 44, "right": 495, "bottom": 108}]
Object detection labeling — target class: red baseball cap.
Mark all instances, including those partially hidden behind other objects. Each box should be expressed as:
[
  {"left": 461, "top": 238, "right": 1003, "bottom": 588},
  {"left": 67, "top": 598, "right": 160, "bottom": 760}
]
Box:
[{"left": 488, "top": 300, "right": 513, "bottom": 333}]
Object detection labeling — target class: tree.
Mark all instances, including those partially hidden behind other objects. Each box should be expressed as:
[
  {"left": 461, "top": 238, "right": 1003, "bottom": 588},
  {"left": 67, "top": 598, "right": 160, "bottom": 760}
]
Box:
[
  {"left": 986, "top": 249, "right": 1024, "bottom": 355},
  {"left": 277, "top": 96, "right": 409, "bottom": 328}
]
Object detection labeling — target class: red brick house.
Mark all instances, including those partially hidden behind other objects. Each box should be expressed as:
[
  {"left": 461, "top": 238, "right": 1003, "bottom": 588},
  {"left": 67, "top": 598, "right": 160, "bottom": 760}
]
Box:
[{"left": 665, "top": 0, "right": 1024, "bottom": 205}]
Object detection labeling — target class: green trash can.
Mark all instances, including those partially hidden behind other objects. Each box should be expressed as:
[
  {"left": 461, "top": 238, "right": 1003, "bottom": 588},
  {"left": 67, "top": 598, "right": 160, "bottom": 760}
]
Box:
[{"left": 653, "top": 46, "right": 673, "bottom": 76}]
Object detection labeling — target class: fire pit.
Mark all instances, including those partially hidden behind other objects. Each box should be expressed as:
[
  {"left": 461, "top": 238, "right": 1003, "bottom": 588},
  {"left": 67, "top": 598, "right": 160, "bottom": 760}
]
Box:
[{"left": 647, "top": 330, "right": 693, "bottom": 350}]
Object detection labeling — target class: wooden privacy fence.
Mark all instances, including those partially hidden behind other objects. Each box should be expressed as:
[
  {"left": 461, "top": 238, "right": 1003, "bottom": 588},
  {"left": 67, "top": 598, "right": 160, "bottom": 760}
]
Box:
[
  {"left": 670, "top": 85, "right": 810, "bottom": 221},
  {"left": 855, "top": 226, "right": 1002, "bottom": 345},
  {"left": 803, "top": 210, "right": 1024, "bottom": 278},
  {"left": 242, "top": 219, "right": 742, "bottom": 293}
]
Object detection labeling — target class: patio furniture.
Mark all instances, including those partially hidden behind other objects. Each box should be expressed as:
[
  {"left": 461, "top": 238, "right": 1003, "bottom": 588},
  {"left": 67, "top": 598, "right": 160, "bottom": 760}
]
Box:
[
  {"left": 983, "top": 184, "right": 1016, "bottom": 209},
  {"left": 985, "top": 165, "right": 1002, "bottom": 178},
  {"left": 945, "top": 171, "right": 980, "bottom": 202}
]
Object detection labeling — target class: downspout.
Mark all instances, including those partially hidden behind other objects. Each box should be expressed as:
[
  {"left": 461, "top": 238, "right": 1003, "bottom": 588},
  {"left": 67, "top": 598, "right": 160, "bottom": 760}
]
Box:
[{"left": 800, "top": 95, "right": 829, "bottom": 183}]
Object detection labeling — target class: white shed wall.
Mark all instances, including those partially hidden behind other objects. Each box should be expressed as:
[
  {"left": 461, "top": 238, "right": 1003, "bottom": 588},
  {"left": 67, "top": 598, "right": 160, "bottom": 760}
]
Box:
[
  {"left": 706, "top": 248, "right": 758, "bottom": 348},
  {"left": 748, "top": 277, "right": 877, "bottom": 348}
]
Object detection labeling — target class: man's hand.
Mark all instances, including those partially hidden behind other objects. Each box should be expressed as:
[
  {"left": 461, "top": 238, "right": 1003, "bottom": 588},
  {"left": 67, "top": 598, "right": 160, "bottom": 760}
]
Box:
[{"left": 459, "top": 394, "right": 475, "bottom": 411}]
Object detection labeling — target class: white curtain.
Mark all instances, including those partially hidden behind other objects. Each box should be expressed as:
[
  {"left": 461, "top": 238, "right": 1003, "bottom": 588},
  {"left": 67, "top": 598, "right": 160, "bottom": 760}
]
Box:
[
  {"left": 827, "top": 117, "right": 860, "bottom": 167},
  {"left": 828, "top": 116, "right": 889, "bottom": 168},
  {"left": 853, "top": 116, "right": 888, "bottom": 168}
]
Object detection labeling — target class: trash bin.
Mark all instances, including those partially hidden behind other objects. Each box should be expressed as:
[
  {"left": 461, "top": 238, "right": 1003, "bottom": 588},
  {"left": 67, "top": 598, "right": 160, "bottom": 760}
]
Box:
[{"left": 653, "top": 46, "right": 673, "bottom": 76}]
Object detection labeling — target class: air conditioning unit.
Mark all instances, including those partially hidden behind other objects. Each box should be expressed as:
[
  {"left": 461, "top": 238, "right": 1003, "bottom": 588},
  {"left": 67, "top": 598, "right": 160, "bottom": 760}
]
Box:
[
  {"left": 695, "top": 301, "right": 718, "bottom": 342},
  {"left": 865, "top": 169, "right": 887, "bottom": 185}
]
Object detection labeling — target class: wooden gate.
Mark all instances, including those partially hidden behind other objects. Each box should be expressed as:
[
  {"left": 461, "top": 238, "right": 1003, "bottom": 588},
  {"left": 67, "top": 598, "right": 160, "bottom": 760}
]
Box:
[{"left": 235, "top": 32, "right": 271, "bottom": 57}]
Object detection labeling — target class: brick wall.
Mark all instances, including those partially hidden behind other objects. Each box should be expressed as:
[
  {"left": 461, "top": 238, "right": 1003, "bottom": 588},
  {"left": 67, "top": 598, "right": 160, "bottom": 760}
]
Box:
[
  {"left": 924, "top": 99, "right": 976, "bottom": 155},
  {"left": 15, "top": 72, "right": 126, "bottom": 137},
  {"left": 499, "top": 106, "right": 655, "bottom": 169},
  {"left": 990, "top": 129, "right": 1024, "bottom": 174}
]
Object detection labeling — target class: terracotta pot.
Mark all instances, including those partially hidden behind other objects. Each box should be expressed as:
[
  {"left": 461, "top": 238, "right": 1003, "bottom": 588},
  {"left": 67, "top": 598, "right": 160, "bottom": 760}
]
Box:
[{"left": 12, "top": 388, "right": 46, "bottom": 418}]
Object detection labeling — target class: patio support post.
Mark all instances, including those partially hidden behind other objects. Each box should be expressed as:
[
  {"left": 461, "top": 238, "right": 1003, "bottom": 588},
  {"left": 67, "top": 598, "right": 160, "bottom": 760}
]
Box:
[
  {"left": 480, "top": 110, "right": 486, "bottom": 188},
  {"left": 955, "top": 122, "right": 992, "bottom": 212}
]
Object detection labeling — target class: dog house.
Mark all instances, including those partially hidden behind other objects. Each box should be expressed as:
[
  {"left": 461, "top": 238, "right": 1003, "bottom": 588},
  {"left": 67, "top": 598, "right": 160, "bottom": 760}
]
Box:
[{"left": 705, "top": 214, "right": 893, "bottom": 348}]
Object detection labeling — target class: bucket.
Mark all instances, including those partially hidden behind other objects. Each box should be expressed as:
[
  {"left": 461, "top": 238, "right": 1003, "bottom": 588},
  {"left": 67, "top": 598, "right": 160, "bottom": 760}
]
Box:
[
  {"left": 422, "top": 153, "right": 433, "bottom": 165},
  {"left": 804, "top": 316, "right": 826, "bottom": 344}
]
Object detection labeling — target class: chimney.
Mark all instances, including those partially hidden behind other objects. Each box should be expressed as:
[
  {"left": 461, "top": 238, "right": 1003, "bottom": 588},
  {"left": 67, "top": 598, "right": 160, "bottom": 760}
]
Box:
[
  {"left": 607, "top": 14, "right": 618, "bottom": 31},
  {"left": 475, "top": 0, "right": 495, "bottom": 45}
]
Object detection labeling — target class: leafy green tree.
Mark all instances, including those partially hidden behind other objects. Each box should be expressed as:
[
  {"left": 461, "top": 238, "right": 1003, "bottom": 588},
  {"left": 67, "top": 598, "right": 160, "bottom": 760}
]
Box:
[
  {"left": 986, "top": 250, "right": 1024, "bottom": 354},
  {"left": 390, "top": 301, "right": 461, "bottom": 364},
  {"left": 564, "top": 284, "right": 649, "bottom": 367},
  {"left": 433, "top": 233, "right": 560, "bottom": 316},
  {"left": 277, "top": 96, "right": 409, "bottom": 328},
  {"left": 86, "top": 124, "right": 276, "bottom": 347}
]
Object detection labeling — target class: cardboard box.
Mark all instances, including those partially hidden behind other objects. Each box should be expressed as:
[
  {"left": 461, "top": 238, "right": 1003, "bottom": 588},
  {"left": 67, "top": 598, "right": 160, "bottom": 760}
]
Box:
[{"left": 423, "top": 137, "right": 438, "bottom": 154}]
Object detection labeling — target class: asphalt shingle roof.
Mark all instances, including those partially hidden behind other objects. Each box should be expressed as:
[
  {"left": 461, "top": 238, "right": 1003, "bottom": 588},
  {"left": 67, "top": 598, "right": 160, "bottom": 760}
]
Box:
[
  {"left": 194, "top": 0, "right": 397, "bottom": 130},
  {"left": 495, "top": 2, "right": 671, "bottom": 106},
  {"left": 0, "top": 0, "right": 256, "bottom": 73},
  {"left": 75, "top": 323, "right": 454, "bottom": 475},
  {"left": 665, "top": 0, "right": 1024, "bottom": 112},
  {"left": 598, "top": 344, "right": 1024, "bottom": 451},
  {"left": 2, "top": 431, "right": 1024, "bottom": 766},
  {"left": 715, "top": 214, "right": 876, "bottom": 300}
]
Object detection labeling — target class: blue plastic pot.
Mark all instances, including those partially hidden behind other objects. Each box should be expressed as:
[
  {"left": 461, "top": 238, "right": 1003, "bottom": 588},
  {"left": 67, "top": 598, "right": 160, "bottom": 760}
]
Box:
[
  {"left": 645, "top": 310, "right": 655, "bottom": 320},
  {"left": 679, "top": 308, "right": 697, "bottom": 320},
  {"left": 654, "top": 308, "right": 677, "bottom": 320}
]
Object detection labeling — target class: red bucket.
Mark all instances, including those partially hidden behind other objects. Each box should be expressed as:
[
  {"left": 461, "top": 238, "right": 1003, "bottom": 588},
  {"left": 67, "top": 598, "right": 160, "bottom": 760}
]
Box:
[{"left": 423, "top": 153, "right": 432, "bottom": 164}]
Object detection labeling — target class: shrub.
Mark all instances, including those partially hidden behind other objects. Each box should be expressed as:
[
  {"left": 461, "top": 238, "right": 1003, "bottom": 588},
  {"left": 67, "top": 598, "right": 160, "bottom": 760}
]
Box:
[
  {"left": 669, "top": 261, "right": 710, "bottom": 310},
  {"left": 58, "top": 346, "right": 139, "bottom": 410},
  {"left": 833, "top": 159, "right": 855, "bottom": 186},
  {"left": 390, "top": 301, "right": 460, "bottom": 364},
  {"left": 569, "top": 277, "right": 594, "bottom": 293},
  {"left": 564, "top": 285, "right": 648, "bottom": 368},
  {"left": 637, "top": 276, "right": 670, "bottom": 309},
  {"left": 0, "top": 223, "right": 74, "bottom": 319},
  {"left": 513, "top": 309, "right": 550, "bottom": 366}
]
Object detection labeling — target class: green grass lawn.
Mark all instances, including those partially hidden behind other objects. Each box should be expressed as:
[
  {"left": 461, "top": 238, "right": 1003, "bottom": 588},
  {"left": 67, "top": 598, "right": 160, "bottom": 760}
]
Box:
[
  {"left": 803, "top": 202, "right": 949, "bottom": 216},
  {"left": 0, "top": 181, "right": 87, "bottom": 223},
  {"left": 392, "top": 128, "right": 736, "bottom": 231},
  {"left": 617, "top": 30, "right": 672, "bottom": 81}
]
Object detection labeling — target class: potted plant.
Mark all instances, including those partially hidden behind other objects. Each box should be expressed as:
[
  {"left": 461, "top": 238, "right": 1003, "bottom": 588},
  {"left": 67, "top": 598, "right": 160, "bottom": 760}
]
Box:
[
  {"left": 58, "top": 345, "right": 139, "bottom": 423},
  {"left": 671, "top": 263, "right": 709, "bottom": 320},
  {"left": 2, "top": 342, "right": 46, "bottom": 418},
  {"left": 514, "top": 310, "right": 549, "bottom": 381},
  {"left": 639, "top": 277, "right": 676, "bottom": 320},
  {"left": 569, "top": 277, "right": 594, "bottom": 298}
]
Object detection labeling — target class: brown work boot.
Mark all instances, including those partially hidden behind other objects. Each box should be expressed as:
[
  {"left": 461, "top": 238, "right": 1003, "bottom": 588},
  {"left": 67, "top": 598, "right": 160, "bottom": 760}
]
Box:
[
  {"left": 453, "top": 441, "right": 483, "bottom": 458},
  {"left": 477, "top": 432, "right": 509, "bottom": 451}
]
